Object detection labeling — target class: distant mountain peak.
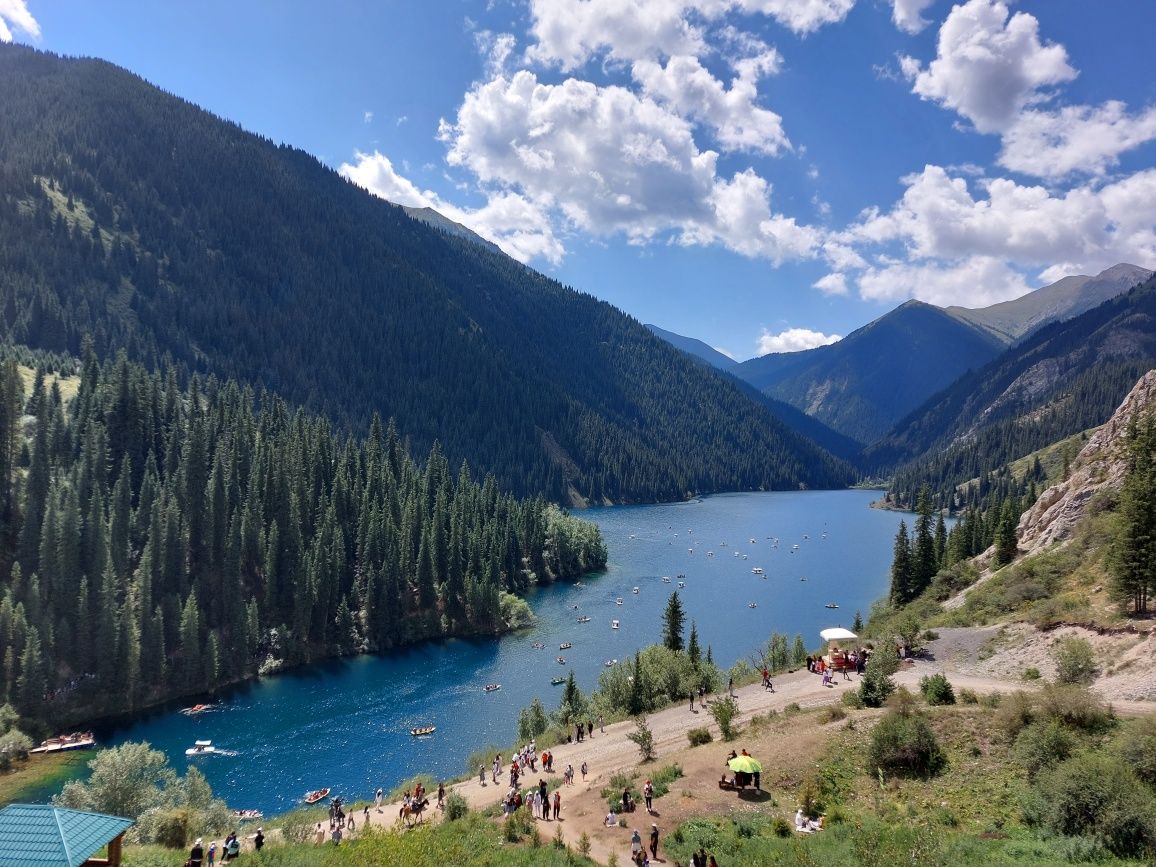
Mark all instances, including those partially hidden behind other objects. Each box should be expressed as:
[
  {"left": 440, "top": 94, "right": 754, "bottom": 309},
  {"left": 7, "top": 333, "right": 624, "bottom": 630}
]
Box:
[
  {"left": 946, "top": 262, "right": 1153, "bottom": 344},
  {"left": 399, "top": 205, "right": 504, "bottom": 256}
]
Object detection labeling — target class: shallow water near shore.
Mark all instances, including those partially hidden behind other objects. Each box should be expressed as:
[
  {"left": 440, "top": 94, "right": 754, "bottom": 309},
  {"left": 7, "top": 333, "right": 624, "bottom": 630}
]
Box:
[{"left": 66, "top": 490, "right": 909, "bottom": 815}]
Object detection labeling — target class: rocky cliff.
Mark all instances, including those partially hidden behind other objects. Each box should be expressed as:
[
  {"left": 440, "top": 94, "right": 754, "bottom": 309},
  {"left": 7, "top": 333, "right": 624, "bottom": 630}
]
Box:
[{"left": 1017, "top": 369, "right": 1156, "bottom": 552}]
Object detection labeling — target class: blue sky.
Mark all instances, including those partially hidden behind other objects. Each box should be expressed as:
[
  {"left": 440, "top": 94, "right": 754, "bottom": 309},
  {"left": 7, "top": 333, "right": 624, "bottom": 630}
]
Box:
[{"left": 5, "top": 1, "right": 1156, "bottom": 359}]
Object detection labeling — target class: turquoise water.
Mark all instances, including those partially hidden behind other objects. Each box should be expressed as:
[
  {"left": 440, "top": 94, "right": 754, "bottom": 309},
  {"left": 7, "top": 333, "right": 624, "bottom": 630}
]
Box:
[{"left": 86, "top": 490, "right": 908, "bottom": 815}]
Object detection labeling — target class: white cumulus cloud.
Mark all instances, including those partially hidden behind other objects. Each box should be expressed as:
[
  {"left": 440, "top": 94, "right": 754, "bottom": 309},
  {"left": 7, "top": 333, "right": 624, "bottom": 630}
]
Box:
[
  {"left": 757, "top": 327, "right": 841, "bottom": 354},
  {"left": 891, "top": 0, "right": 934, "bottom": 34},
  {"left": 902, "top": 0, "right": 1075, "bottom": 134},
  {"left": 437, "top": 70, "right": 819, "bottom": 262},
  {"left": 899, "top": 0, "right": 1156, "bottom": 180},
  {"left": 632, "top": 53, "right": 790, "bottom": 155},
  {"left": 999, "top": 103, "right": 1156, "bottom": 180},
  {"left": 0, "top": 0, "right": 39, "bottom": 41}
]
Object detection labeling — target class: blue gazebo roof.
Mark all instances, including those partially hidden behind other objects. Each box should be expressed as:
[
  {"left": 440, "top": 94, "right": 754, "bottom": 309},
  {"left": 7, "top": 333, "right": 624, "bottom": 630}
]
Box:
[{"left": 0, "top": 804, "right": 133, "bottom": 867}]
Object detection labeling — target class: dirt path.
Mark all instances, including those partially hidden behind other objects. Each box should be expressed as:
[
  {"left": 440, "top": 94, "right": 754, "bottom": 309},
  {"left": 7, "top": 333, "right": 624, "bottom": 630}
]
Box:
[{"left": 324, "top": 636, "right": 1156, "bottom": 864}]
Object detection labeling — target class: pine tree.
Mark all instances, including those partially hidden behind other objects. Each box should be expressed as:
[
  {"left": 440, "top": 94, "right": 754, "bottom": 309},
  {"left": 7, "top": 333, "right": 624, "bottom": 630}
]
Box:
[
  {"left": 687, "top": 620, "right": 700, "bottom": 667},
  {"left": 662, "top": 590, "right": 685, "bottom": 652},
  {"left": 889, "top": 521, "right": 913, "bottom": 605},
  {"left": 1112, "top": 416, "right": 1156, "bottom": 614},
  {"left": 994, "top": 499, "right": 1018, "bottom": 567},
  {"left": 912, "top": 486, "right": 937, "bottom": 596}
]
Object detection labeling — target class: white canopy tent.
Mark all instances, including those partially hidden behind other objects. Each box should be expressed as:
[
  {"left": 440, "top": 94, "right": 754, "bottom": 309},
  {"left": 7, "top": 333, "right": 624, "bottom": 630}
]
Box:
[{"left": 819, "top": 627, "right": 857, "bottom": 643}]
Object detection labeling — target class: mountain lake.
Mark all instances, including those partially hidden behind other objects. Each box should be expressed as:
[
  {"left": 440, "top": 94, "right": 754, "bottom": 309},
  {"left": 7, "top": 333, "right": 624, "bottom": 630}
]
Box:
[{"left": 38, "top": 489, "right": 916, "bottom": 815}]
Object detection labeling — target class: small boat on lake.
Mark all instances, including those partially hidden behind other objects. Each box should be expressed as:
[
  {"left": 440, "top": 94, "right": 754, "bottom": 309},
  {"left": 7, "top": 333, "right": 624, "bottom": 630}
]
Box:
[
  {"left": 611, "top": 620, "right": 620, "bottom": 629},
  {"left": 234, "top": 809, "right": 263, "bottom": 822},
  {"left": 410, "top": 726, "right": 436, "bottom": 736},
  {"left": 559, "top": 642, "right": 572, "bottom": 650},
  {"left": 185, "top": 740, "right": 219, "bottom": 757},
  {"left": 557, "top": 656, "right": 566, "bottom": 665},
  {"left": 616, "top": 598, "right": 623, "bottom": 605},
  {"left": 662, "top": 576, "right": 671, "bottom": 583},
  {"left": 577, "top": 615, "right": 591, "bottom": 623},
  {"left": 304, "top": 788, "right": 331, "bottom": 804},
  {"left": 632, "top": 587, "right": 640, "bottom": 594},
  {"left": 30, "top": 731, "right": 95, "bottom": 754},
  {"left": 605, "top": 659, "right": 617, "bottom": 667},
  {"left": 531, "top": 642, "right": 545, "bottom": 649},
  {"left": 748, "top": 602, "right": 757, "bottom": 609},
  {"left": 825, "top": 603, "right": 839, "bottom": 609},
  {"left": 551, "top": 676, "right": 565, "bottom": 685},
  {"left": 181, "top": 703, "right": 212, "bottom": 716},
  {"left": 484, "top": 683, "right": 502, "bottom": 692},
  {"left": 751, "top": 567, "right": 764, "bottom": 575}
]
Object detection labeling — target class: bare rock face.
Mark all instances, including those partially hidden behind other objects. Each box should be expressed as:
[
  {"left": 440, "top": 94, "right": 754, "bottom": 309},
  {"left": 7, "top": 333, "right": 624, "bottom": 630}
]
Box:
[{"left": 1017, "top": 369, "right": 1156, "bottom": 553}]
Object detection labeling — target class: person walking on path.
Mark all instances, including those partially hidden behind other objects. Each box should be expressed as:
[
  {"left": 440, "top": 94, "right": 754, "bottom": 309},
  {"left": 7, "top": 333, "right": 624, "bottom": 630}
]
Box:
[
  {"left": 650, "top": 824, "right": 660, "bottom": 860},
  {"left": 553, "top": 789, "right": 561, "bottom": 820},
  {"left": 438, "top": 780, "right": 445, "bottom": 809},
  {"left": 631, "top": 828, "right": 643, "bottom": 861},
  {"left": 599, "top": 714, "right": 604, "bottom": 733},
  {"left": 728, "top": 676, "right": 734, "bottom": 696},
  {"left": 375, "top": 787, "right": 383, "bottom": 811},
  {"left": 207, "top": 841, "right": 217, "bottom": 867},
  {"left": 581, "top": 760, "right": 588, "bottom": 781},
  {"left": 644, "top": 779, "right": 654, "bottom": 812},
  {"left": 254, "top": 828, "right": 265, "bottom": 852},
  {"left": 690, "top": 691, "right": 695, "bottom": 710},
  {"left": 189, "top": 838, "right": 204, "bottom": 867}
]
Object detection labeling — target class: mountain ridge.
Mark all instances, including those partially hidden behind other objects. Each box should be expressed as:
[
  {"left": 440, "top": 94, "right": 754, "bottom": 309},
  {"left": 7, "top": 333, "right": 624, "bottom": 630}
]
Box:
[{"left": 0, "top": 43, "right": 854, "bottom": 504}]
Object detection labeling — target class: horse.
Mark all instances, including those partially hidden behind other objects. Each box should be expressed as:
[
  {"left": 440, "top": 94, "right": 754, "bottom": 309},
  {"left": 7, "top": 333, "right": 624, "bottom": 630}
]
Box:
[{"left": 398, "top": 796, "right": 430, "bottom": 828}]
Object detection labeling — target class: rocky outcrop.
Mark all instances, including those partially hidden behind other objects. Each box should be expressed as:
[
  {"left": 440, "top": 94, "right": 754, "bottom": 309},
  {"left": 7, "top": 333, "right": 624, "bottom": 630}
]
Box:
[{"left": 1017, "top": 369, "right": 1156, "bottom": 553}]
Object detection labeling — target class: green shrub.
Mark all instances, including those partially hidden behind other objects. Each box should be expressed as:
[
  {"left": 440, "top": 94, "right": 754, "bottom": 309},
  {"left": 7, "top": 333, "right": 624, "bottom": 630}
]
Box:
[
  {"left": 145, "top": 808, "right": 189, "bottom": 849},
  {"left": 860, "top": 645, "right": 899, "bottom": 708},
  {"left": 1038, "top": 683, "right": 1113, "bottom": 734},
  {"left": 627, "top": 716, "right": 656, "bottom": 761},
  {"left": 995, "top": 691, "right": 1035, "bottom": 741},
  {"left": 919, "top": 673, "right": 956, "bottom": 705},
  {"left": 784, "top": 702, "right": 801, "bottom": 715},
  {"left": 819, "top": 705, "right": 846, "bottom": 724},
  {"left": 1022, "top": 666, "right": 1041, "bottom": 681},
  {"left": 841, "top": 689, "right": 864, "bottom": 709},
  {"left": 444, "top": 792, "right": 469, "bottom": 821},
  {"left": 710, "top": 696, "right": 739, "bottom": 741},
  {"left": 958, "top": 688, "right": 979, "bottom": 704},
  {"left": 1116, "top": 716, "right": 1156, "bottom": 787},
  {"left": 1013, "top": 719, "right": 1076, "bottom": 778},
  {"left": 687, "top": 727, "right": 712, "bottom": 747},
  {"left": 868, "top": 710, "right": 947, "bottom": 779},
  {"left": 1027, "top": 753, "right": 1156, "bottom": 858},
  {"left": 771, "top": 816, "right": 792, "bottom": 837},
  {"left": 1054, "top": 636, "right": 1097, "bottom": 686}
]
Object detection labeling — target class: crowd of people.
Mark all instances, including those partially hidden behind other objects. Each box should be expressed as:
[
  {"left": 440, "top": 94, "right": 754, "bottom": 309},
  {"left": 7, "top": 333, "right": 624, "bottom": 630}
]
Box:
[{"left": 187, "top": 829, "right": 253, "bottom": 865}]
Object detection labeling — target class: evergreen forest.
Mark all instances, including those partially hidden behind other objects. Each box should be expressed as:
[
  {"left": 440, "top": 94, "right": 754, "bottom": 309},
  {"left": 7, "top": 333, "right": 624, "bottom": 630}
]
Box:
[{"left": 0, "top": 348, "right": 607, "bottom": 727}]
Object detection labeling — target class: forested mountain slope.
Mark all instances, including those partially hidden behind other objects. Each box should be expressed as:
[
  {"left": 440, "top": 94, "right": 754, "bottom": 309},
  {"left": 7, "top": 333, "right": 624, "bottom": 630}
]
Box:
[
  {"left": 869, "top": 274, "right": 1156, "bottom": 498},
  {"left": 0, "top": 45, "right": 853, "bottom": 504},
  {"left": 0, "top": 350, "right": 607, "bottom": 724},
  {"left": 734, "top": 301, "right": 1004, "bottom": 443},
  {"left": 645, "top": 324, "right": 863, "bottom": 461}
]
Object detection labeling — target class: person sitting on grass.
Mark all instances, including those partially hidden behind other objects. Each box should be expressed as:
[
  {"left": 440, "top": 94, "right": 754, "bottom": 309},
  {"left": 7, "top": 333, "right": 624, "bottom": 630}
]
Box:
[{"left": 605, "top": 809, "right": 618, "bottom": 827}]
